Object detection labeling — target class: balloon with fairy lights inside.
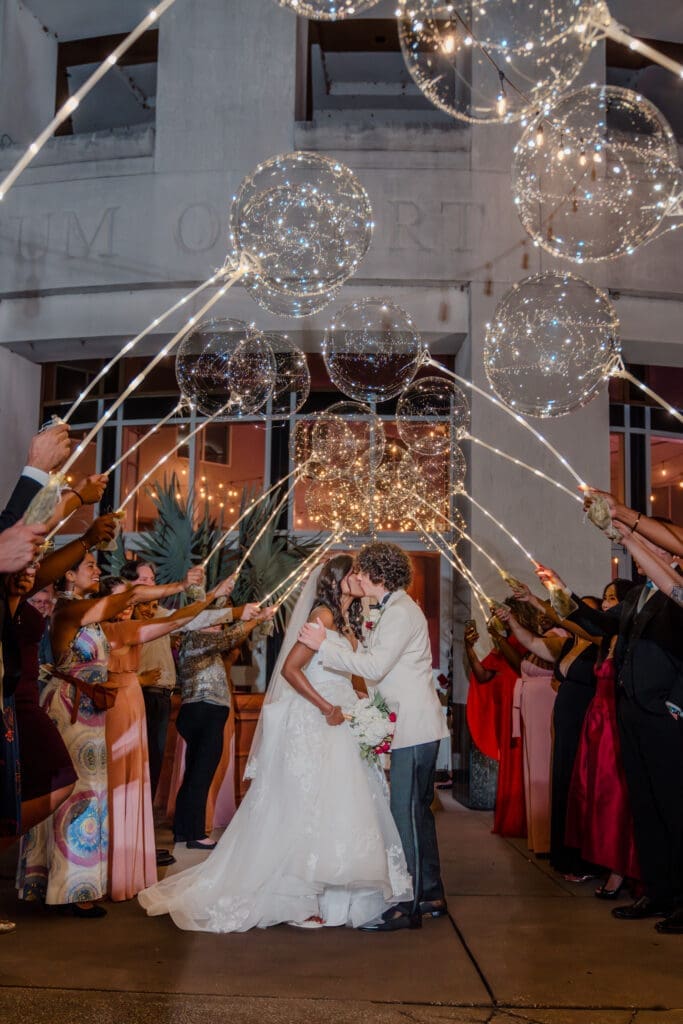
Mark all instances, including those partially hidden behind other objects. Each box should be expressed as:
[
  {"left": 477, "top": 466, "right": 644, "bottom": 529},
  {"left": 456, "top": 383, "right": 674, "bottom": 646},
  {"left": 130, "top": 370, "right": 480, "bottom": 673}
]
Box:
[
  {"left": 483, "top": 272, "right": 621, "bottom": 418},
  {"left": 323, "top": 297, "right": 425, "bottom": 404},
  {"left": 309, "top": 400, "right": 386, "bottom": 481},
  {"left": 512, "top": 85, "right": 682, "bottom": 262},
  {"left": 397, "top": 0, "right": 592, "bottom": 125},
  {"left": 245, "top": 276, "right": 341, "bottom": 319},
  {"left": 275, "top": 0, "right": 380, "bottom": 20},
  {"left": 265, "top": 334, "right": 311, "bottom": 418},
  {"left": 175, "top": 318, "right": 276, "bottom": 417},
  {"left": 231, "top": 152, "right": 373, "bottom": 302},
  {"left": 396, "top": 376, "right": 470, "bottom": 457}
]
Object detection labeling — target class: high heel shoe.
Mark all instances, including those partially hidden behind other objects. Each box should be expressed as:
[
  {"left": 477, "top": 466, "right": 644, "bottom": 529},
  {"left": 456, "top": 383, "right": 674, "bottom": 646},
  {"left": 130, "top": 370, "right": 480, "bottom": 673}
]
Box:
[{"left": 595, "top": 881, "right": 624, "bottom": 900}]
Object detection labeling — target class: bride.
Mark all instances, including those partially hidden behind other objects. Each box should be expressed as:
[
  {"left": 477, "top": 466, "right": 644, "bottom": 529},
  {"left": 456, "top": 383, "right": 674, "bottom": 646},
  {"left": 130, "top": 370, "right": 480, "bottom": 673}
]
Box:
[{"left": 138, "top": 554, "right": 412, "bottom": 932}]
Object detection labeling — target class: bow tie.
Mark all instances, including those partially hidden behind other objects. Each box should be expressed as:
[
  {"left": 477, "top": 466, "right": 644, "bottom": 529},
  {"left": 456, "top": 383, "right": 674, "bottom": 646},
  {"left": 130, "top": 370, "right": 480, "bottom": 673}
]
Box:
[
  {"left": 368, "top": 603, "right": 381, "bottom": 611},
  {"left": 645, "top": 580, "right": 656, "bottom": 591}
]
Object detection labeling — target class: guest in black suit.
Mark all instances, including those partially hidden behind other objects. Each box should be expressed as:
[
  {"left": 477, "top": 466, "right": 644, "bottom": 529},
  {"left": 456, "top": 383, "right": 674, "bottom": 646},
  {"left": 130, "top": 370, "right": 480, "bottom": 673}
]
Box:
[{"left": 536, "top": 547, "right": 683, "bottom": 928}]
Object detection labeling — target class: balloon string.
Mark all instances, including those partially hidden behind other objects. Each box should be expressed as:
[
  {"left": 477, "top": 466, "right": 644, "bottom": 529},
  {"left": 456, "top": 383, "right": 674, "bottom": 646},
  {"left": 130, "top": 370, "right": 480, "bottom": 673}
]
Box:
[
  {"left": 264, "top": 532, "right": 341, "bottom": 610},
  {"left": 465, "top": 434, "right": 582, "bottom": 503},
  {"left": 201, "top": 464, "right": 307, "bottom": 571},
  {"left": 58, "top": 257, "right": 251, "bottom": 479},
  {"left": 458, "top": 491, "right": 541, "bottom": 570},
  {"left": 118, "top": 401, "right": 233, "bottom": 513},
  {"left": 589, "top": 4, "right": 683, "bottom": 81},
  {"left": 231, "top": 477, "right": 300, "bottom": 579},
  {"left": 426, "top": 358, "right": 587, "bottom": 488},
  {"left": 0, "top": 1, "right": 178, "bottom": 203},
  {"left": 63, "top": 278, "right": 222, "bottom": 424},
  {"left": 611, "top": 363, "right": 683, "bottom": 428},
  {"left": 412, "top": 491, "right": 507, "bottom": 579},
  {"left": 415, "top": 521, "right": 491, "bottom": 616}
]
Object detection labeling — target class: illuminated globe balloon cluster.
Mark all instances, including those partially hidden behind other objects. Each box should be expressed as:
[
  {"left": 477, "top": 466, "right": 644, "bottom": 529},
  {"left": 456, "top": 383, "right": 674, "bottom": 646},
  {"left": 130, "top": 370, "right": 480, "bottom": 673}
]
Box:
[
  {"left": 483, "top": 272, "right": 621, "bottom": 418},
  {"left": 397, "top": 0, "right": 592, "bottom": 125},
  {"left": 512, "top": 85, "right": 682, "bottom": 262},
  {"left": 231, "top": 152, "right": 373, "bottom": 303},
  {"left": 323, "top": 298, "right": 425, "bottom": 403},
  {"left": 175, "top": 318, "right": 277, "bottom": 417},
  {"left": 266, "top": 334, "right": 311, "bottom": 418},
  {"left": 396, "top": 376, "right": 470, "bottom": 456},
  {"left": 275, "top": 0, "right": 380, "bottom": 19}
]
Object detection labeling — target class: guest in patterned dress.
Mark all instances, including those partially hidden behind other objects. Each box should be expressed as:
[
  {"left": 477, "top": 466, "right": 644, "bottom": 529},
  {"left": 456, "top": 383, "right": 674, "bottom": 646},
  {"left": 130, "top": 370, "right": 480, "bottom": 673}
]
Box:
[{"left": 16, "top": 548, "right": 204, "bottom": 917}]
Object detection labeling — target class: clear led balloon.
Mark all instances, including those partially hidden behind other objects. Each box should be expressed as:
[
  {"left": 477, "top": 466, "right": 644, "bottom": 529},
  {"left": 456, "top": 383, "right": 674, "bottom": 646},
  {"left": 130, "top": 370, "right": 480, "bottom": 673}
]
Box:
[
  {"left": 175, "top": 318, "right": 275, "bottom": 417},
  {"left": 265, "top": 334, "right": 311, "bottom": 419},
  {"left": 246, "top": 276, "right": 340, "bottom": 318},
  {"left": 231, "top": 152, "right": 373, "bottom": 299},
  {"left": 484, "top": 272, "right": 621, "bottom": 418},
  {"left": 275, "top": 0, "right": 380, "bottom": 19},
  {"left": 323, "top": 297, "right": 425, "bottom": 404},
  {"left": 512, "top": 85, "right": 681, "bottom": 262},
  {"left": 310, "top": 400, "right": 385, "bottom": 480},
  {"left": 396, "top": 376, "right": 470, "bottom": 456},
  {"left": 397, "top": 0, "right": 591, "bottom": 125}
]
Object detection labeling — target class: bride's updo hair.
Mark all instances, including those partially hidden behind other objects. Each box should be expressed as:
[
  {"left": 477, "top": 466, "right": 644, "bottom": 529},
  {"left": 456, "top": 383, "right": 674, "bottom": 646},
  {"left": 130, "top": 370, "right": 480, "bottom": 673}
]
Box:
[{"left": 314, "top": 555, "right": 363, "bottom": 638}]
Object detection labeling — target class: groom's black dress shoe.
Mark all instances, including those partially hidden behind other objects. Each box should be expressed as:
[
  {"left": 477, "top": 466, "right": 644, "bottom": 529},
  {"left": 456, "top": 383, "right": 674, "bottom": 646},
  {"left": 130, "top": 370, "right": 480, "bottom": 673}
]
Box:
[
  {"left": 419, "top": 899, "right": 449, "bottom": 919},
  {"left": 186, "top": 840, "right": 217, "bottom": 851},
  {"left": 612, "top": 896, "right": 671, "bottom": 920},
  {"left": 360, "top": 910, "right": 422, "bottom": 932},
  {"left": 655, "top": 907, "right": 683, "bottom": 934}
]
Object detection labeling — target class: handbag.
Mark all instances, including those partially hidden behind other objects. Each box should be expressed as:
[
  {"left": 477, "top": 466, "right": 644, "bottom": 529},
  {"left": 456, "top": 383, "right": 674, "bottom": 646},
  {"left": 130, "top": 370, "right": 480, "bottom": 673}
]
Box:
[{"left": 52, "top": 669, "right": 117, "bottom": 723}]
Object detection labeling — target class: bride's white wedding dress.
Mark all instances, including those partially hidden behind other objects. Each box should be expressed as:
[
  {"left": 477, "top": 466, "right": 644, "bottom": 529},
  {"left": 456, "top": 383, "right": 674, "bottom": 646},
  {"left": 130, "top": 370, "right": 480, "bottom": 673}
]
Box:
[{"left": 138, "top": 633, "right": 412, "bottom": 932}]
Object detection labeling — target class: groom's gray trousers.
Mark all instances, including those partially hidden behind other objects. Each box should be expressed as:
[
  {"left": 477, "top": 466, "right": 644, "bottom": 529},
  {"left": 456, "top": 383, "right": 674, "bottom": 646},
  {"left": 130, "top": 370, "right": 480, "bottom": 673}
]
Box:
[{"left": 390, "top": 739, "right": 444, "bottom": 913}]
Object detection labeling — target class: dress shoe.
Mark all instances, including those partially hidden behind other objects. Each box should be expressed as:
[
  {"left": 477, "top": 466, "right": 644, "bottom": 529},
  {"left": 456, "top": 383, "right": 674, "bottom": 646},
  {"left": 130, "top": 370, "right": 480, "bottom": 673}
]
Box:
[
  {"left": 419, "top": 899, "right": 449, "bottom": 918},
  {"left": 655, "top": 907, "right": 683, "bottom": 934},
  {"left": 612, "top": 896, "right": 671, "bottom": 920},
  {"left": 0, "top": 920, "right": 16, "bottom": 934},
  {"left": 156, "top": 851, "right": 176, "bottom": 867},
  {"left": 360, "top": 910, "right": 421, "bottom": 932},
  {"left": 595, "top": 881, "right": 624, "bottom": 901},
  {"left": 186, "top": 839, "right": 217, "bottom": 851}
]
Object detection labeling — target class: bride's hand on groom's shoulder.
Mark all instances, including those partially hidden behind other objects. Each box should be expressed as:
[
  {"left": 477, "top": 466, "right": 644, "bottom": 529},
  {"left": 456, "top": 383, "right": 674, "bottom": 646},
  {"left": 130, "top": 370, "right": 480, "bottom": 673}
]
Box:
[{"left": 299, "top": 618, "right": 326, "bottom": 650}]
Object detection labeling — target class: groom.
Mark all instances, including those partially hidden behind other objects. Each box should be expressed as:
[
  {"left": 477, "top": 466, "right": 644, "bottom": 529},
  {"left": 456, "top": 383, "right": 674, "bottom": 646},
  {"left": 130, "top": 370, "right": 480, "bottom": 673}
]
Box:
[{"left": 299, "top": 541, "right": 449, "bottom": 931}]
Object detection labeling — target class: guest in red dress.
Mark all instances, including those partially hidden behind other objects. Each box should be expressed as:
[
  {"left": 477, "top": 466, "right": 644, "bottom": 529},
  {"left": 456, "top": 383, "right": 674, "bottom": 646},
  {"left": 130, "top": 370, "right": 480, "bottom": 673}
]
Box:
[
  {"left": 465, "top": 605, "right": 533, "bottom": 838},
  {"left": 566, "top": 579, "right": 640, "bottom": 899}
]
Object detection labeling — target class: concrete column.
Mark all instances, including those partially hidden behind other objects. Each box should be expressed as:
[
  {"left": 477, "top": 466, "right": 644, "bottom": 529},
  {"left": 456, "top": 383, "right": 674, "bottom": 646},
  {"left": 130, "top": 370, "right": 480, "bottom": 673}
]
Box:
[
  {"left": 0, "top": 344, "right": 41, "bottom": 503},
  {"left": 0, "top": 0, "right": 57, "bottom": 145}
]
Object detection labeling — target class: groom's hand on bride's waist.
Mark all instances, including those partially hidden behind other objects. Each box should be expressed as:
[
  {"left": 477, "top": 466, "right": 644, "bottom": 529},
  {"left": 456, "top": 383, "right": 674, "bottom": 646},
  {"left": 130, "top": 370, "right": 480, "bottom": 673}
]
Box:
[{"left": 299, "top": 618, "right": 326, "bottom": 650}]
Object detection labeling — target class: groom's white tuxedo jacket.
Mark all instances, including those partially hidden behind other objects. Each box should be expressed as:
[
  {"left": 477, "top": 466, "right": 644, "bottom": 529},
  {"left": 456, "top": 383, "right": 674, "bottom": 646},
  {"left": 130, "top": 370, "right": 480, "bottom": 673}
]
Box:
[{"left": 319, "top": 589, "right": 449, "bottom": 750}]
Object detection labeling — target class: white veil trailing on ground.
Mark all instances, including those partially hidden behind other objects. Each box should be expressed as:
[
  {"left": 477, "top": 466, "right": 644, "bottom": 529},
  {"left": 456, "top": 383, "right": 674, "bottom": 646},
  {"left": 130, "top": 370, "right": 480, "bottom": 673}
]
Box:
[{"left": 244, "top": 563, "right": 324, "bottom": 780}]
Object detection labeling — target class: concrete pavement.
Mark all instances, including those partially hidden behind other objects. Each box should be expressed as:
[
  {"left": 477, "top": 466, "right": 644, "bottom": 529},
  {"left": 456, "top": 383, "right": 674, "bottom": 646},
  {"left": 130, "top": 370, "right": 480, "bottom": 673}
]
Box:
[{"left": 0, "top": 794, "right": 680, "bottom": 1023}]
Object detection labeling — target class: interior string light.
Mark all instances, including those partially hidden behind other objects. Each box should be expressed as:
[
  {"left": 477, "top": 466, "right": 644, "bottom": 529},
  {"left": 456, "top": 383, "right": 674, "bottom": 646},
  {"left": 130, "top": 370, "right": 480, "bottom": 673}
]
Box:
[
  {"left": 201, "top": 463, "right": 308, "bottom": 570},
  {"left": 0, "top": 1, "right": 178, "bottom": 202}
]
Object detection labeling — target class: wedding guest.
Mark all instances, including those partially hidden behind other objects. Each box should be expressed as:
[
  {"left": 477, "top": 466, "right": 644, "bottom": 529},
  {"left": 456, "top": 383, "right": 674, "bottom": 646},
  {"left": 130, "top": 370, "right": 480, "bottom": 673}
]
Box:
[
  {"left": 565, "top": 578, "right": 640, "bottom": 900},
  {"left": 173, "top": 609, "right": 273, "bottom": 849},
  {"left": 496, "top": 600, "right": 600, "bottom": 881},
  {"left": 28, "top": 586, "right": 55, "bottom": 668},
  {"left": 536, "top": 554, "right": 683, "bottom": 933},
  {"left": 464, "top": 613, "right": 527, "bottom": 838},
  {"left": 16, "top": 539, "right": 204, "bottom": 917},
  {"left": 98, "top": 573, "right": 238, "bottom": 900}
]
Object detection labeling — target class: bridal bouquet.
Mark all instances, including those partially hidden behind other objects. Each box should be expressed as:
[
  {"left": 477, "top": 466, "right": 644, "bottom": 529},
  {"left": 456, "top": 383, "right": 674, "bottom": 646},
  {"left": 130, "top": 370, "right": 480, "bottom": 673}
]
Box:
[{"left": 346, "top": 691, "right": 397, "bottom": 765}]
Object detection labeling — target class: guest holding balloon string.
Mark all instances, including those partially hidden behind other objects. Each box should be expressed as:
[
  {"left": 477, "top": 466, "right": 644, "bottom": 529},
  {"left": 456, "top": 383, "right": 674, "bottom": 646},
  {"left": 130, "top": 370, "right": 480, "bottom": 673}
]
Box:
[
  {"left": 464, "top": 603, "right": 529, "bottom": 839},
  {"left": 494, "top": 597, "right": 601, "bottom": 881},
  {"left": 534, "top": 552, "right": 683, "bottom": 935},
  {"left": 97, "top": 573, "right": 239, "bottom": 901},
  {"left": 16, "top": 544, "right": 215, "bottom": 917}
]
